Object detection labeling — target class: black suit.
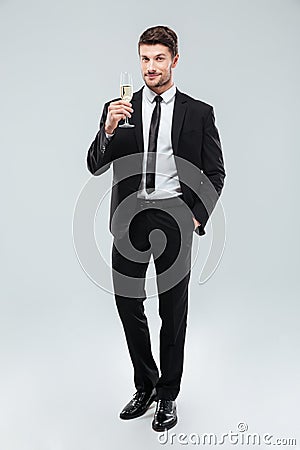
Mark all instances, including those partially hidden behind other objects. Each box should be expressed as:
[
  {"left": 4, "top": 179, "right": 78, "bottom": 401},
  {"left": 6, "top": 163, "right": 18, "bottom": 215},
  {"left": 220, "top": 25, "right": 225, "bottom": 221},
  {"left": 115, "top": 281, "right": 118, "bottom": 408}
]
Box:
[
  {"left": 87, "top": 86, "right": 226, "bottom": 400},
  {"left": 87, "top": 87, "right": 226, "bottom": 237}
]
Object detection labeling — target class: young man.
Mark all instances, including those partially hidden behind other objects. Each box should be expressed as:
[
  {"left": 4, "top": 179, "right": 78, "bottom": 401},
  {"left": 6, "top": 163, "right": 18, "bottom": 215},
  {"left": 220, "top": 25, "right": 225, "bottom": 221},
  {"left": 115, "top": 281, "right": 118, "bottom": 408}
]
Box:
[{"left": 87, "top": 25, "right": 226, "bottom": 432}]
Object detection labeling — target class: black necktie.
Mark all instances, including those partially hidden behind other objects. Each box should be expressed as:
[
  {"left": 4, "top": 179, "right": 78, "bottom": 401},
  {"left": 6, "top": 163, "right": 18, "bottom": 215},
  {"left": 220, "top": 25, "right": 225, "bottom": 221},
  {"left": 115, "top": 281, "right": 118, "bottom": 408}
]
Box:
[{"left": 145, "top": 95, "right": 163, "bottom": 194}]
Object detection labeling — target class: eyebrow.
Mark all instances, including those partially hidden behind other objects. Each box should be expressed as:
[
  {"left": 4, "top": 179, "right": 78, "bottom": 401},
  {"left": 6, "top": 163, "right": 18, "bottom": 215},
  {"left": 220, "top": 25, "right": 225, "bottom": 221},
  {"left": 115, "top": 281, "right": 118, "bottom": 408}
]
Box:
[{"left": 140, "top": 53, "right": 166, "bottom": 58}]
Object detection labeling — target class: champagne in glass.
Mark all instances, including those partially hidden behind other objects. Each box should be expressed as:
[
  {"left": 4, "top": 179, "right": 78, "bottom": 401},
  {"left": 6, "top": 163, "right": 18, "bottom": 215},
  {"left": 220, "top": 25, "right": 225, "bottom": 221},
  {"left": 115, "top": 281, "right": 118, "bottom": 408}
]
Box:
[
  {"left": 119, "top": 72, "right": 135, "bottom": 128},
  {"left": 120, "top": 84, "right": 133, "bottom": 102}
]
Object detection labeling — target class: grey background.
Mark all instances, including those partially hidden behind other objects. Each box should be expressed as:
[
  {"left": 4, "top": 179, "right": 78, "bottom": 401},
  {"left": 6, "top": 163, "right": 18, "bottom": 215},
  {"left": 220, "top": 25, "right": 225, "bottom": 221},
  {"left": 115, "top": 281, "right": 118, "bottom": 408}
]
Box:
[{"left": 1, "top": 0, "right": 299, "bottom": 449}]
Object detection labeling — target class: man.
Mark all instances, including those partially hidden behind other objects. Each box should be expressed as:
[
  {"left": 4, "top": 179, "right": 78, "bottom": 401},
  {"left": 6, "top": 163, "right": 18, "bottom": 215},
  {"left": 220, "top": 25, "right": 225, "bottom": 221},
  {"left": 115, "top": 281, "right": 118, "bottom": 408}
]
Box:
[{"left": 87, "top": 25, "right": 226, "bottom": 432}]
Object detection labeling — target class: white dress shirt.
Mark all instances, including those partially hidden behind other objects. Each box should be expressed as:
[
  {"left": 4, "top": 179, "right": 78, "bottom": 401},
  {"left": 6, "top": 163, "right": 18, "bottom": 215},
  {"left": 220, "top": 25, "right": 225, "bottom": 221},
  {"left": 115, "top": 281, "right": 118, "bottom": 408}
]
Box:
[{"left": 136, "top": 84, "right": 182, "bottom": 200}]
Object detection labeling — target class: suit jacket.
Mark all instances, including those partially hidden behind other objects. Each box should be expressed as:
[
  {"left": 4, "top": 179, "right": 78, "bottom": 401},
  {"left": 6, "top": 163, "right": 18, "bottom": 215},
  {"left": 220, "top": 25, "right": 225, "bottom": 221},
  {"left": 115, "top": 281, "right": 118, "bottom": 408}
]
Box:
[{"left": 87, "top": 87, "right": 226, "bottom": 238}]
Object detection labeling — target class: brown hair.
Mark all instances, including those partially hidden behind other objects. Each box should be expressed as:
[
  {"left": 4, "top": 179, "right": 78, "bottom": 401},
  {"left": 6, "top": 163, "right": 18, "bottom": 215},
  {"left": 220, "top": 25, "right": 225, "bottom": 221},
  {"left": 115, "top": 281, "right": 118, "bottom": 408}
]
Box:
[{"left": 138, "top": 25, "right": 178, "bottom": 58}]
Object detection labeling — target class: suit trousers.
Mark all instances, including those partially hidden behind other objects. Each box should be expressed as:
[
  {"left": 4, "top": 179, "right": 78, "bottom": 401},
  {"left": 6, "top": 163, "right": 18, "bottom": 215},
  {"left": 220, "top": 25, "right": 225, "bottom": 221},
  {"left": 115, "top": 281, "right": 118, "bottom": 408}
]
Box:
[{"left": 111, "top": 196, "right": 194, "bottom": 400}]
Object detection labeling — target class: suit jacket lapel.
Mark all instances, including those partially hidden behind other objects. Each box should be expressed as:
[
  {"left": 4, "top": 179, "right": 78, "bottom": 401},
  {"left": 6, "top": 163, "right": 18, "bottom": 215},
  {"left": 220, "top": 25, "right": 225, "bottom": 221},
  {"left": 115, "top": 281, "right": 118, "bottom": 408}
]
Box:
[
  {"left": 131, "top": 87, "right": 144, "bottom": 153},
  {"left": 172, "top": 88, "right": 187, "bottom": 155}
]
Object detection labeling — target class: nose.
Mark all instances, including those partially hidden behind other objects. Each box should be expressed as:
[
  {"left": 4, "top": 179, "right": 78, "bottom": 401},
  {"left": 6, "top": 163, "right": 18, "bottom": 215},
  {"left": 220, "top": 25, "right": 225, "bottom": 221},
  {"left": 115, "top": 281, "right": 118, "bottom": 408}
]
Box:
[{"left": 147, "top": 59, "right": 156, "bottom": 72}]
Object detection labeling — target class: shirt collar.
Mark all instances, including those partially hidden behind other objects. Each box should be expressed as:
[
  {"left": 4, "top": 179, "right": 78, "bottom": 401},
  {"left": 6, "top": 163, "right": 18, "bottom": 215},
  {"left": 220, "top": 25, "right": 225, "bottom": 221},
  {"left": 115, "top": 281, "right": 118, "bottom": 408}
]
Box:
[{"left": 143, "top": 83, "right": 176, "bottom": 104}]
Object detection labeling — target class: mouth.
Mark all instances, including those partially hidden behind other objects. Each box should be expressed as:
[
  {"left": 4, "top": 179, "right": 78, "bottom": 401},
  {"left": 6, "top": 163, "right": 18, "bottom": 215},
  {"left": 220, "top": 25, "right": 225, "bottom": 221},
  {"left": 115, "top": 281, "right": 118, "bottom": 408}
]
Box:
[{"left": 146, "top": 73, "right": 160, "bottom": 80}]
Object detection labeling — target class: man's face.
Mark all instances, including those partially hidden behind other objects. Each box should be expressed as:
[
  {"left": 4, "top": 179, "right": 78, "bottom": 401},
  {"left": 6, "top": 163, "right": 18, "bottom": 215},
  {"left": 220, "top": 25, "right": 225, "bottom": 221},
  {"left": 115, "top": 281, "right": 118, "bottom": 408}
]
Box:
[{"left": 139, "top": 44, "right": 179, "bottom": 94}]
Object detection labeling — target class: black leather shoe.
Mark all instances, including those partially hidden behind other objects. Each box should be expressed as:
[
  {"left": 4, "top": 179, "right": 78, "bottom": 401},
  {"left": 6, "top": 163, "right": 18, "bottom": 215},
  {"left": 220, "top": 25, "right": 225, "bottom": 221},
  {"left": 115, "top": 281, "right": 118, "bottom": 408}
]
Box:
[
  {"left": 152, "top": 399, "right": 177, "bottom": 432},
  {"left": 119, "top": 388, "right": 157, "bottom": 420}
]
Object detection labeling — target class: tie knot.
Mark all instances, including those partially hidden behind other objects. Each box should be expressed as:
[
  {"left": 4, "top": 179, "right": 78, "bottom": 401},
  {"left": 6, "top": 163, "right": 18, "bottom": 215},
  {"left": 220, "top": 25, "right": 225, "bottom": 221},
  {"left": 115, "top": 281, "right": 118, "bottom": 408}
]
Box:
[{"left": 154, "top": 95, "right": 163, "bottom": 103}]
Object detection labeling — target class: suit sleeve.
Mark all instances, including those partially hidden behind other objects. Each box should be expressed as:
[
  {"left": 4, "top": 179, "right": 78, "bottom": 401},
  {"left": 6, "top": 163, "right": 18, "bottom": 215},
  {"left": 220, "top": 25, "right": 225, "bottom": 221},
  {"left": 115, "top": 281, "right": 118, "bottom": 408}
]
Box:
[
  {"left": 86, "top": 102, "right": 115, "bottom": 176},
  {"left": 193, "top": 106, "right": 226, "bottom": 236}
]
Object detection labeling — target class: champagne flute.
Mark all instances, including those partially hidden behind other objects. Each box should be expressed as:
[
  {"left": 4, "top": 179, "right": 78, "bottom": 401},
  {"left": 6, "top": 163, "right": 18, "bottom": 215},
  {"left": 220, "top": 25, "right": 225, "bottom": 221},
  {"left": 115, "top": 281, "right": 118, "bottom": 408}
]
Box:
[{"left": 119, "top": 71, "right": 135, "bottom": 128}]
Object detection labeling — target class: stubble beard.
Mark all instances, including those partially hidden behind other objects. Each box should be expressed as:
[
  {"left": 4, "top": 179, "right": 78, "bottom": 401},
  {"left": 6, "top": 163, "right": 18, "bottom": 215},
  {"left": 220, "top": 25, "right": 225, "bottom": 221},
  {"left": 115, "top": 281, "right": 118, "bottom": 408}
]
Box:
[{"left": 145, "top": 67, "right": 172, "bottom": 90}]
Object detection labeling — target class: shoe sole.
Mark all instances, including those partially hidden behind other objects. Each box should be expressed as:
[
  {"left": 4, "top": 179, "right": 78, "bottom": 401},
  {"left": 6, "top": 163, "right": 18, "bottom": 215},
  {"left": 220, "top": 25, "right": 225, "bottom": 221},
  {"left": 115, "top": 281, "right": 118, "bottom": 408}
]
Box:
[
  {"left": 152, "top": 416, "right": 178, "bottom": 432},
  {"left": 119, "top": 395, "right": 156, "bottom": 420}
]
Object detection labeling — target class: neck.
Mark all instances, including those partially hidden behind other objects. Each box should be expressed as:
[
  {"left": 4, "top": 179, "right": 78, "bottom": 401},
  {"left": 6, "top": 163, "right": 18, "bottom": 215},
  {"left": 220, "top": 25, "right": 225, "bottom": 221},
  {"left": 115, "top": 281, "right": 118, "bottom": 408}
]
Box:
[{"left": 148, "top": 81, "right": 174, "bottom": 95}]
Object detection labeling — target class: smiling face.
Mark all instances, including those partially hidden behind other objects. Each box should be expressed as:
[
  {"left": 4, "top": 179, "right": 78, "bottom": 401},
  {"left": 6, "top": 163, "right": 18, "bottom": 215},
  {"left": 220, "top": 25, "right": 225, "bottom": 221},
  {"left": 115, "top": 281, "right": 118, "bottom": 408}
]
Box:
[{"left": 139, "top": 44, "right": 179, "bottom": 94}]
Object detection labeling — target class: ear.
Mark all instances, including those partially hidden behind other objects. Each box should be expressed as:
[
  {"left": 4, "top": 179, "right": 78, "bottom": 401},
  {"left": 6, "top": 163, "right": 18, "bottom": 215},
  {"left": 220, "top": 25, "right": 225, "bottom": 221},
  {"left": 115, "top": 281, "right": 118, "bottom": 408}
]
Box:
[{"left": 172, "top": 53, "right": 179, "bottom": 69}]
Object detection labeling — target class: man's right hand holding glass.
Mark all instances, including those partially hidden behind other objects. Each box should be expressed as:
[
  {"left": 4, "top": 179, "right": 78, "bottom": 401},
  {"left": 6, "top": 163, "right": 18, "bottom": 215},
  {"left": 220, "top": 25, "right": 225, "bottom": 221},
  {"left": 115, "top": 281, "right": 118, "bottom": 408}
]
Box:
[{"left": 104, "top": 100, "right": 134, "bottom": 134}]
